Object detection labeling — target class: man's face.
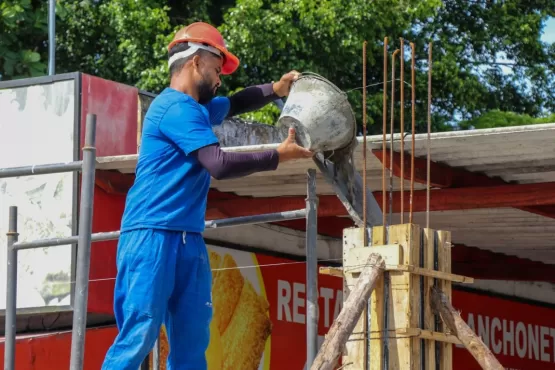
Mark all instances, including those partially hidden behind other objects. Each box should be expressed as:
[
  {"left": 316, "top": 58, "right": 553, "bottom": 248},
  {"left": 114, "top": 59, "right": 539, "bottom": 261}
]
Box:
[{"left": 195, "top": 52, "right": 223, "bottom": 105}]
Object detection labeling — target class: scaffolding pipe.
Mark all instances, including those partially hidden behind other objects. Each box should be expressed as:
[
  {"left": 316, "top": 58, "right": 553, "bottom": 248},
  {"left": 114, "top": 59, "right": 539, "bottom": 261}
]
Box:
[
  {"left": 4, "top": 206, "right": 18, "bottom": 370},
  {"left": 12, "top": 231, "right": 120, "bottom": 250},
  {"left": 13, "top": 231, "right": 120, "bottom": 250},
  {"left": 205, "top": 208, "right": 307, "bottom": 228},
  {"left": 0, "top": 161, "right": 83, "bottom": 179},
  {"left": 69, "top": 113, "right": 97, "bottom": 370},
  {"left": 48, "top": 0, "right": 56, "bottom": 75},
  {"left": 306, "top": 169, "right": 319, "bottom": 367},
  {"left": 12, "top": 209, "right": 309, "bottom": 251}
]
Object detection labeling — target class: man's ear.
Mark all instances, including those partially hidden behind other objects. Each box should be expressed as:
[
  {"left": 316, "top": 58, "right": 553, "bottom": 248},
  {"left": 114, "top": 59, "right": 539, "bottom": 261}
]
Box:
[{"left": 192, "top": 54, "right": 202, "bottom": 72}]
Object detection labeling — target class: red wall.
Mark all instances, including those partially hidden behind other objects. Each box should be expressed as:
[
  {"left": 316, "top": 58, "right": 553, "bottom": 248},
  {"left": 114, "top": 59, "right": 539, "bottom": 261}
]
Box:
[
  {"left": 2, "top": 283, "right": 554, "bottom": 369},
  {"left": 79, "top": 74, "right": 139, "bottom": 158},
  {"left": 453, "top": 289, "right": 555, "bottom": 369},
  {"left": 0, "top": 327, "right": 118, "bottom": 370},
  {"left": 79, "top": 74, "right": 138, "bottom": 314}
]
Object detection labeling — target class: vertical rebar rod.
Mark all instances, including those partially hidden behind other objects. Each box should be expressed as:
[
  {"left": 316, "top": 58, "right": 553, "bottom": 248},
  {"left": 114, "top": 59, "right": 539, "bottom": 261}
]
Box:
[
  {"left": 382, "top": 37, "right": 388, "bottom": 240},
  {"left": 399, "top": 39, "right": 405, "bottom": 224},
  {"left": 420, "top": 231, "right": 426, "bottom": 370},
  {"left": 362, "top": 40, "right": 368, "bottom": 240},
  {"left": 362, "top": 39, "right": 370, "bottom": 370},
  {"left": 389, "top": 50, "right": 398, "bottom": 227},
  {"left": 69, "top": 114, "right": 97, "bottom": 370},
  {"left": 384, "top": 48, "right": 399, "bottom": 370},
  {"left": 426, "top": 42, "right": 432, "bottom": 230},
  {"left": 48, "top": 0, "right": 56, "bottom": 75},
  {"left": 306, "top": 168, "right": 319, "bottom": 367},
  {"left": 153, "top": 339, "right": 160, "bottom": 369},
  {"left": 409, "top": 43, "right": 416, "bottom": 224},
  {"left": 4, "top": 206, "right": 18, "bottom": 370}
]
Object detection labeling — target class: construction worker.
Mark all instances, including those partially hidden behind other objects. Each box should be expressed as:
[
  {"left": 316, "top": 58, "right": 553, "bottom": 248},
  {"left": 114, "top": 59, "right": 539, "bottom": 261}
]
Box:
[{"left": 101, "top": 22, "right": 313, "bottom": 369}]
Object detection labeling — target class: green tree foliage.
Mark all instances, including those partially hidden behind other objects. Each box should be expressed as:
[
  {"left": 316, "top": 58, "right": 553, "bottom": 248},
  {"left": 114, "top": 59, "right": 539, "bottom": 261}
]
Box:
[
  {"left": 55, "top": 0, "right": 174, "bottom": 92},
  {"left": 1, "top": 0, "right": 554, "bottom": 133},
  {"left": 416, "top": 0, "right": 555, "bottom": 121},
  {"left": 458, "top": 110, "right": 555, "bottom": 130},
  {"left": 0, "top": 0, "right": 49, "bottom": 79}
]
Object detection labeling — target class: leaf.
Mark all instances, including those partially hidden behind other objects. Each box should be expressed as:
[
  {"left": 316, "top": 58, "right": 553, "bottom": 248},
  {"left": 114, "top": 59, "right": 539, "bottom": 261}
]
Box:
[
  {"left": 3, "top": 59, "right": 15, "bottom": 77},
  {"left": 22, "top": 51, "right": 41, "bottom": 63}
]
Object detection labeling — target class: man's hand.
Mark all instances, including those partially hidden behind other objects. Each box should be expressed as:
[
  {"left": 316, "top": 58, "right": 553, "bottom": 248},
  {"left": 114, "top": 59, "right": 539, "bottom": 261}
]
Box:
[
  {"left": 277, "top": 127, "right": 313, "bottom": 162},
  {"left": 273, "top": 70, "right": 301, "bottom": 97}
]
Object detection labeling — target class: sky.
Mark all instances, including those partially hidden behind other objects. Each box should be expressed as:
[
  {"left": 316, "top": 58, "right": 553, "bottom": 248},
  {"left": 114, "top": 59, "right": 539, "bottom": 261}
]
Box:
[{"left": 542, "top": 17, "right": 555, "bottom": 43}]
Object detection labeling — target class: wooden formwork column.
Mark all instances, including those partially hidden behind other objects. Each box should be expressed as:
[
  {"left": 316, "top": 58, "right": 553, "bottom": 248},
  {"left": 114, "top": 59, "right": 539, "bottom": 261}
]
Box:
[
  {"left": 342, "top": 227, "right": 373, "bottom": 368},
  {"left": 370, "top": 224, "right": 421, "bottom": 370},
  {"left": 342, "top": 224, "right": 472, "bottom": 370}
]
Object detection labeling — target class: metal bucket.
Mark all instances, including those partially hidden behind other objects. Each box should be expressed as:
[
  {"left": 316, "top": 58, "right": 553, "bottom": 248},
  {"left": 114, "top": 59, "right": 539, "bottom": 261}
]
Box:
[{"left": 277, "top": 72, "right": 356, "bottom": 152}]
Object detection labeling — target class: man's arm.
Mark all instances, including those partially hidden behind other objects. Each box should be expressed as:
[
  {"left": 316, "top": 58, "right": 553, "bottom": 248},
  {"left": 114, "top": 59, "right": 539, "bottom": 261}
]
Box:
[
  {"left": 193, "top": 127, "right": 312, "bottom": 181},
  {"left": 191, "top": 143, "right": 279, "bottom": 180},
  {"left": 227, "top": 83, "right": 280, "bottom": 117},
  {"left": 206, "top": 70, "right": 300, "bottom": 125}
]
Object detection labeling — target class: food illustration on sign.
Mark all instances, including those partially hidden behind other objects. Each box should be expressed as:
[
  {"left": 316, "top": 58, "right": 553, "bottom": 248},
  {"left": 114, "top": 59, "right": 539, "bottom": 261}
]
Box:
[{"left": 154, "top": 247, "right": 272, "bottom": 369}]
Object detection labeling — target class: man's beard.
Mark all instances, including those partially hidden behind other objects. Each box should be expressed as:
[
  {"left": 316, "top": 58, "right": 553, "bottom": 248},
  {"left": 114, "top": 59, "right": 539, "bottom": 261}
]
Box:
[{"left": 197, "top": 78, "right": 217, "bottom": 105}]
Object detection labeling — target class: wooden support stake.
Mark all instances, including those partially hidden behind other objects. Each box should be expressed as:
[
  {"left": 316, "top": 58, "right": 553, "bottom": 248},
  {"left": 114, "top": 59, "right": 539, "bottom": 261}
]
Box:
[
  {"left": 430, "top": 286, "right": 504, "bottom": 370},
  {"left": 319, "top": 266, "right": 344, "bottom": 278},
  {"left": 311, "top": 253, "right": 385, "bottom": 370}
]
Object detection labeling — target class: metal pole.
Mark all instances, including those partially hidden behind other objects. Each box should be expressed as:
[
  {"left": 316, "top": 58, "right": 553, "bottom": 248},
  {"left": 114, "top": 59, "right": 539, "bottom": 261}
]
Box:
[
  {"left": 0, "top": 161, "right": 83, "bottom": 179},
  {"left": 305, "top": 169, "right": 319, "bottom": 367},
  {"left": 205, "top": 208, "right": 306, "bottom": 229},
  {"left": 4, "top": 206, "right": 18, "bottom": 370},
  {"left": 12, "top": 209, "right": 309, "bottom": 251},
  {"left": 13, "top": 231, "right": 120, "bottom": 250},
  {"left": 69, "top": 114, "right": 97, "bottom": 370},
  {"left": 48, "top": 0, "right": 56, "bottom": 75}
]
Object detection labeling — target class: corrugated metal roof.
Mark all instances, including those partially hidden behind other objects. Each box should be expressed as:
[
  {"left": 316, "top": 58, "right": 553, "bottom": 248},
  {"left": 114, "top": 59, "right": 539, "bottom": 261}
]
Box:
[
  {"left": 97, "top": 123, "right": 555, "bottom": 263},
  {"left": 209, "top": 122, "right": 555, "bottom": 196},
  {"left": 386, "top": 208, "right": 555, "bottom": 263}
]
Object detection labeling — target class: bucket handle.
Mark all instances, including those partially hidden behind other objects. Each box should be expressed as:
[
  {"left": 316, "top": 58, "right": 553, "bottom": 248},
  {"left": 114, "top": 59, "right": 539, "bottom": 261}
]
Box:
[{"left": 294, "top": 71, "right": 346, "bottom": 96}]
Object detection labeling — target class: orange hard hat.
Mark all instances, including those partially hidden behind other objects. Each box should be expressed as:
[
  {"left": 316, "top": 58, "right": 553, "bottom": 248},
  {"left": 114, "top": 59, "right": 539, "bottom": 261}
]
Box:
[{"left": 168, "top": 22, "right": 240, "bottom": 75}]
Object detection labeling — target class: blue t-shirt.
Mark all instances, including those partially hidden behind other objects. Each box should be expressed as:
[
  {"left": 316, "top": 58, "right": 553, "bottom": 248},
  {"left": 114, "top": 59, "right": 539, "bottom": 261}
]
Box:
[{"left": 120, "top": 87, "right": 230, "bottom": 233}]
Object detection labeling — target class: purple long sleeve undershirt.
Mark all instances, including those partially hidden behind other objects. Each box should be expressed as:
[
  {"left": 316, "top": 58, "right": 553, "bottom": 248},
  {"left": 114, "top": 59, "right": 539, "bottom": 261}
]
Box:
[
  {"left": 227, "top": 83, "right": 279, "bottom": 117},
  {"left": 190, "top": 83, "right": 281, "bottom": 180},
  {"left": 193, "top": 144, "right": 279, "bottom": 180}
]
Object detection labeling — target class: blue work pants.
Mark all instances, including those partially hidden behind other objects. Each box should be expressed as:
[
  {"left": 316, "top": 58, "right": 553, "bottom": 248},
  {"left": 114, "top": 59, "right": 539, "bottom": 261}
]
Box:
[{"left": 101, "top": 229, "right": 212, "bottom": 370}]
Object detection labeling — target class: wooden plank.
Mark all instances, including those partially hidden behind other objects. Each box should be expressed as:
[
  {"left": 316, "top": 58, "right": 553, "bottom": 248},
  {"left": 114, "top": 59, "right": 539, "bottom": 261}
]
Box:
[
  {"left": 395, "top": 328, "right": 462, "bottom": 345},
  {"left": 342, "top": 227, "right": 370, "bottom": 368},
  {"left": 319, "top": 267, "right": 343, "bottom": 277},
  {"left": 346, "top": 263, "right": 473, "bottom": 284},
  {"left": 346, "top": 244, "right": 403, "bottom": 271},
  {"left": 369, "top": 224, "right": 421, "bottom": 370},
  {"left": 414, "top": 329, "right": 461, "bottom": 346},
  {"left": 399, "top": 266, "right": 472, "bottom": 283},
  {"left": 437, "top": 230, "right": 453, "bottom": 370},
  {"left": 369, "top": 225, "right": 385, "bottom": 370},
  {"left": 368, "top": 328, "right": 461, "bottom": 345},
  {"left": 422, "top": 228, "right": 436, "bottom": 370}
]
